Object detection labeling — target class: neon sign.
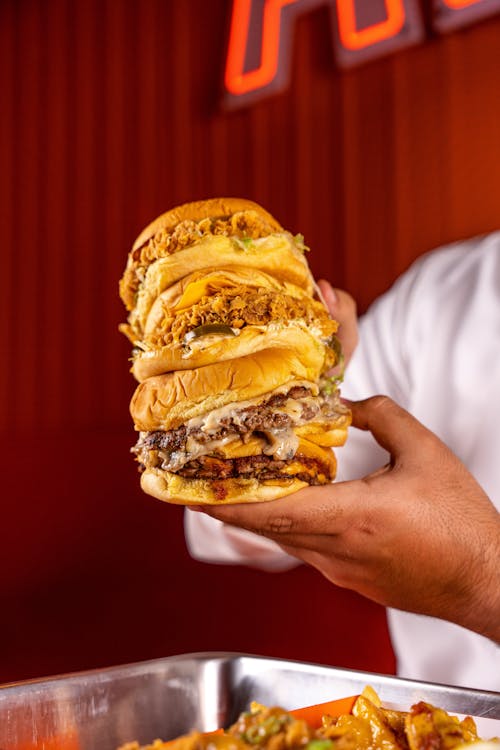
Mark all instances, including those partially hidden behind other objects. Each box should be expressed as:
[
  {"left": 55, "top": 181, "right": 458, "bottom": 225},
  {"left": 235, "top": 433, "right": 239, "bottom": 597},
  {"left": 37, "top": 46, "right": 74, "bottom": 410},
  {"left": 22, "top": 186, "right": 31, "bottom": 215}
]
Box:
[{"left": 223, "top": 0, "right": 500, "bottom": 107}]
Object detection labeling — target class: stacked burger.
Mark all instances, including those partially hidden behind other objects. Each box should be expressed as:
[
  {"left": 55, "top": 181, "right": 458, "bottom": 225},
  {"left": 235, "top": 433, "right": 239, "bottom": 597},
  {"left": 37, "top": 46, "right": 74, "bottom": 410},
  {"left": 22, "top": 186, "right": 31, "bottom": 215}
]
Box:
[{"left": 119, "top": 198, "right": 351, "bottom": 505}]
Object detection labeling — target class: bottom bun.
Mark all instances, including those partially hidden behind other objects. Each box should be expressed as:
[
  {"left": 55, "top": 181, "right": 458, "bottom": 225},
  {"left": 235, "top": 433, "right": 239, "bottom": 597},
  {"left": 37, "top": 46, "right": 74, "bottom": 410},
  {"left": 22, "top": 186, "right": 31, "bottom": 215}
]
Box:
[{"left": 140, "top": 470, "right": 309, "bottom": 505}]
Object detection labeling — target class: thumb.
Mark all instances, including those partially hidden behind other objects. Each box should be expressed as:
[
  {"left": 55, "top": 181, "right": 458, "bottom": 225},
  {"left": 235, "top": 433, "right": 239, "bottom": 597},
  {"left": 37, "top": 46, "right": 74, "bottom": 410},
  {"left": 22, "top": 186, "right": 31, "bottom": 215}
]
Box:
[
  {"left": 347, "top": 395, "right": 436, "bottom": 463},
  {"left": 317, "top": 280, "right": 358, "bottom": 365}
]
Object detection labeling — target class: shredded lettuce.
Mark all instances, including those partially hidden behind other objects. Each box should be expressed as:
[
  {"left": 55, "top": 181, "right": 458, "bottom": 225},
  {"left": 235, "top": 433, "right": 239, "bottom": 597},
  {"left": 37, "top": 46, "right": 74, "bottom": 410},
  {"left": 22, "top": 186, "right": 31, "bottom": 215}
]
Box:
[
  {"left": 232, "top": 236, "right": 254, "bottom": 251},
  {"left": 294, "top": 232, "right": 310, "bottom": 252},
  {"left": 317, "top": 337, "right": 346, "bottom": 394}
]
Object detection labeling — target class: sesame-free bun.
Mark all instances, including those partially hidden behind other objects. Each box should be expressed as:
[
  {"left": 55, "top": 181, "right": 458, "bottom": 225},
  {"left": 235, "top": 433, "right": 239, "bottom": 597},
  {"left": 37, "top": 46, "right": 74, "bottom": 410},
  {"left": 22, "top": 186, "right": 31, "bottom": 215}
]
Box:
[
  {"left": 139, "top": 437, "right": 337, "bottom": 505},
  {"left": 126, "top": 267, "right": 337, "bottom": 382},
  {"left": 132, "top": 324, "right": 332, "bottom": 381},
  {"left": 120, "top": 197, "right": 288, "bottom": 311},
  {"left": 128, "top": 233, "right": 314, "bottom": 335},
  {"left": 123, "top": 266, "right": 333, "bottom": 379},
  {"left": 119, "top": 197, "right": 351, "bottom": 507},
  {"left": 140, "top": 470, "right": 309, "bottom": 505},
  {"left": 132, "top": 197, "right": 283, "bottom": 253},
  {"left": 143, "top": 267, "right": 313, "bottom": 334},
  {"left": 130, "top": 348, "right": 325, "bottom": 432}
]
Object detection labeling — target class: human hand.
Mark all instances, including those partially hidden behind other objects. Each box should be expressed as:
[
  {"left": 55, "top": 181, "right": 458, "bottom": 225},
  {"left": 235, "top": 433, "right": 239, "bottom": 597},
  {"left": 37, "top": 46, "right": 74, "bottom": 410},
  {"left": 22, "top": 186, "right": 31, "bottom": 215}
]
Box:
[
  {"left": 195, "top": 396, "right": 500, "bottom": 642},
  {"left": 317, "top": 279, "right": 358, "bottom": 367}
]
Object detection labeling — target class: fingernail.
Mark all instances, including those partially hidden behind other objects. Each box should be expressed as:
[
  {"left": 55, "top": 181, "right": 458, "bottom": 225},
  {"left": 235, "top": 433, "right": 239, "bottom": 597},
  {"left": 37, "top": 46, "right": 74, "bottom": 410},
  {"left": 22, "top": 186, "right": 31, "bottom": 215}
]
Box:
[
  {"left": 318, "top": 279, "right": 337, "bottom": 305},
  {"left": 328, "top": 287, "right": 338, "bottom": 305}
]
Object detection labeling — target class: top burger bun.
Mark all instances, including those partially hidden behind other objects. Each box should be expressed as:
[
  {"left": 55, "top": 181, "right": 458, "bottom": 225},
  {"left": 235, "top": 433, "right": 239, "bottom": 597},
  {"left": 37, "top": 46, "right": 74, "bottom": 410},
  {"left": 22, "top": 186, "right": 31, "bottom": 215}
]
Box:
[
  {"left": 128, "top": 233, "right": 315, "bottom": 336},
  {"left": 132, "top": 197, "right": 283, "bottom": 253},
  {"left": 120, "top": 197, "right": 297, "bottom": 313},
  {"left": 120, "top": 197, "right": 351, "bottom": 505},
  {"left": 130, "top": 347, "right": 325, "bottom": 432},
  {"left": 122, "top": 266, "right": 338, "bottom": 380},
  {"left": 130, "top": 325, "right": 333, "bottom": 382}
]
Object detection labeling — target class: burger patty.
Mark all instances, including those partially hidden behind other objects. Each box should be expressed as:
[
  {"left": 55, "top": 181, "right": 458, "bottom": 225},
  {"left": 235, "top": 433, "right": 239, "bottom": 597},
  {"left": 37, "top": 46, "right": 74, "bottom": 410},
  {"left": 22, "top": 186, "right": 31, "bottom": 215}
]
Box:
[
  {"left": 136, "top": 386, "right": 320, "bottom": 455},
  {"left": 143, "top": 289, "right": 336, "bottom": 348},
  {"left": 176, "top": 453, "right": 334, "bottom": 484},
  {"left": 133, "top": 385, "right": 346, "bottom": 473}
]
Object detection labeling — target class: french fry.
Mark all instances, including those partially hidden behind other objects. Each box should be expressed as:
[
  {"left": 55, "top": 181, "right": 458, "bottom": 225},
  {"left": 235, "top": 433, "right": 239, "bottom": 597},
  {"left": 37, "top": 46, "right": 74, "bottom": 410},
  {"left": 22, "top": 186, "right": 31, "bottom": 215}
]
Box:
[
  {"left": 118, "top": 687, "right": 499, "bottom": 750},
  {"left": 352, "top": 695, "right": 401, "bottom": 750}
]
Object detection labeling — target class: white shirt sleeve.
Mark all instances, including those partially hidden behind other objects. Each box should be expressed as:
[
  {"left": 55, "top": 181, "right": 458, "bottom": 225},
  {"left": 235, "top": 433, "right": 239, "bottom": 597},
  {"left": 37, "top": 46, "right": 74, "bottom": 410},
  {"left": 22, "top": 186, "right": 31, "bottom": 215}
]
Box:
[
  {"left": 336, "top": 255, "right": 423, "bottom": 480},
  {"left": 184, "top": 234, "right": 500, "bottom": 690},
  {"left": 184, "top": 508, "right": 299, "bottom": 571},
  {"left": 183, "top": 257, "right": 424, "bottom": 569}
]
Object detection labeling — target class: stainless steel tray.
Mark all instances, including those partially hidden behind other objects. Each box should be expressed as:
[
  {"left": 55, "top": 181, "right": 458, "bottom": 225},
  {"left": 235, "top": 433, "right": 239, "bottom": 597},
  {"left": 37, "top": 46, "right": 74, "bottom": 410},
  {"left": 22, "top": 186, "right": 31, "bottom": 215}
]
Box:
[{"left": 1, "top": 652, "right": 499, "bottom": 750}]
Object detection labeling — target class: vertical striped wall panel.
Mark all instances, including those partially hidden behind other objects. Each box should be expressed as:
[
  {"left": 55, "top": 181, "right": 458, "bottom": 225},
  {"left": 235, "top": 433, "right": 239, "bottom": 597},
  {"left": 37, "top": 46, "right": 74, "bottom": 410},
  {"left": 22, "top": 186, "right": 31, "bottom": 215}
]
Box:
[
  {"left": 2, "top": 0, "right": 500, "bottom": 686},
  {"left": 2, "top": 1, "right": 500, "bottom": 435}
]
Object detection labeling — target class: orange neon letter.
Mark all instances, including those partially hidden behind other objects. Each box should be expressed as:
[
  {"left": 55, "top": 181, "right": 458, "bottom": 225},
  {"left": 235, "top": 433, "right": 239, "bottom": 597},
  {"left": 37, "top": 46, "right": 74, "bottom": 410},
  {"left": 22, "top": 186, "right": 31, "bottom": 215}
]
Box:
[
  {"left": 336, "top": 0, "right": 406, "bottom": 50},
  {"left": 441, "top": 0, "right": 483, "bottom": 7},
  {"left": 224, "top": 0, "right": 299, "bottom": 96}
]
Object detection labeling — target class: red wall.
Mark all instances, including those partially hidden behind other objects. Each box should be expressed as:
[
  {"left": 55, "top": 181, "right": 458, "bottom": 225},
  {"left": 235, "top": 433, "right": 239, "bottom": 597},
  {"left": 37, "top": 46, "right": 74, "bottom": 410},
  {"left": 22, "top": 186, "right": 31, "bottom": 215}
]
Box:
[{"left": 1, "top": 0, "right": 500, "bottom": 684}]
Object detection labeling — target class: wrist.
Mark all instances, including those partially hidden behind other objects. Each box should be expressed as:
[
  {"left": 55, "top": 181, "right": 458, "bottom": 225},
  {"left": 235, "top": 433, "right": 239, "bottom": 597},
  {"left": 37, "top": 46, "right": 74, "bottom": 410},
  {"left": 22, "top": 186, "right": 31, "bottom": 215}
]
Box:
[{"left": 455, "top": 517, "right": 500, "bottom": 643}]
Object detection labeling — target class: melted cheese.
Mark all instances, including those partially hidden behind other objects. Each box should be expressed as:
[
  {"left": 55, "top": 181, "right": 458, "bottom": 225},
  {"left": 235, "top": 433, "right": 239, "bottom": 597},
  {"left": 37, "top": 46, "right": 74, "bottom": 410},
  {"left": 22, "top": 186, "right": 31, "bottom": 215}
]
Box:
[
  {"left": 186, "top": 380, "right": 319, "bottom": 432},
  {"left": 140, "top": 382, "right": 347, "bottom": 473}
]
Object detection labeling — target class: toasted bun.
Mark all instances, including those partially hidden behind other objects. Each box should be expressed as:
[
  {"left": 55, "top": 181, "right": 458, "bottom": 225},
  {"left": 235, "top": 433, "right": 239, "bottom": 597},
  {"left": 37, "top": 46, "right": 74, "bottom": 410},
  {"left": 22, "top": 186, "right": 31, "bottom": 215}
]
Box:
[
  {"left": 139, "top": 437, "right": 337, "bottom": 505},
  {"left": 131, "top": 325, "right": 332, "bottom": 381},
  {"left": 132, "top": 197, "right": 283, "bottom": 253},
  {"left": 130, "top": 348, "right": 325, "bottom": 431},
  {"left": 140, "top": 470, "right": 309, "bottom": 505},
  {"left": 128, "top": 234, "right": 314, "bottom": 335},
  {"left": 143, "top": 267, "right": 312, "bottom": 334},
  {"left": 120, "top": 198, "right": 285, "bottom": 311}
]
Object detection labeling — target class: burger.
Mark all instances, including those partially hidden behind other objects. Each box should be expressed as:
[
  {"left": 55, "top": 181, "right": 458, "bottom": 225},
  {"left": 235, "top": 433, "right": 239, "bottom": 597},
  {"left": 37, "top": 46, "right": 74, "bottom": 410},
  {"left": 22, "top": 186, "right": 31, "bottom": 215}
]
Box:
[
  {"left": 122, "top": 266, "right": 339, "bottom": 381},
  {"left": 119, "top": 198, "right": 350, "bottom": 505}
]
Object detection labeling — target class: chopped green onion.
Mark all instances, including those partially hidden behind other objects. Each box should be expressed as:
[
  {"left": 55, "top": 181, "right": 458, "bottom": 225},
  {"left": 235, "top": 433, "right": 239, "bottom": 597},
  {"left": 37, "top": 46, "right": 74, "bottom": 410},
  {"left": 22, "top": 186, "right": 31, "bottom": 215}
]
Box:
[{"left": 305, "top": 740, "right": 334, "bottom": 750}]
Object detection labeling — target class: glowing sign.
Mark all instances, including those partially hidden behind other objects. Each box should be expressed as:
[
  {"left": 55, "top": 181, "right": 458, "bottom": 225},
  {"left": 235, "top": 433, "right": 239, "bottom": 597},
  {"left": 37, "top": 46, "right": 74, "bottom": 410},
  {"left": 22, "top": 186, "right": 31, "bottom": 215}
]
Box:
[
  {"left": 336, "top": 1, "right": 406, "bottom": 49},
  {"left": 224, "top": 0, "right": 300, "bottom": 96},
  {"left": 332, "top": 0, "right": 424, "bottom": 68},
  {"left": 443, "top": 0, "right": 486, "bottom": 8},
  {"left": 223, "top": 0, "right": 500, "bottom": 108},
  {"left": 433, "top": 0, "right": 500, "bottom": 31}
]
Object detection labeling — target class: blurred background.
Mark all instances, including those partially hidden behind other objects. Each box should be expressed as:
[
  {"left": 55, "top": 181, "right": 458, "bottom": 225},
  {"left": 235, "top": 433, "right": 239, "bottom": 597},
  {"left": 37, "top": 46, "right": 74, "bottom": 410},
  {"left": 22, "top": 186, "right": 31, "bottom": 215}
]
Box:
[{"left": 1, "top": 0, "right": 500, "bottom": 685}]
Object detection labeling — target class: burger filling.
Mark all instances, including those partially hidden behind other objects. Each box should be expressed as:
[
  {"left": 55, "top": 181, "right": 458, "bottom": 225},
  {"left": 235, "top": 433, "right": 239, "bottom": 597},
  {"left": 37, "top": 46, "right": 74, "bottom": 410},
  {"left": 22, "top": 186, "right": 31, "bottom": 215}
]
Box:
[
  {"left": 121, "top": 211, "right": 295, "bottom": 309},
  {"left": 139, "top": 288, "right": 337, "bottom": 351},
  {"left": 133, "top": 211, "right": 280, "bottom": 265},
  {"left": 174, "top": 453, "right": 334, "bottom": 484},
  {"left": 133, "top": 383, "right": 348, "bottom": 483}
]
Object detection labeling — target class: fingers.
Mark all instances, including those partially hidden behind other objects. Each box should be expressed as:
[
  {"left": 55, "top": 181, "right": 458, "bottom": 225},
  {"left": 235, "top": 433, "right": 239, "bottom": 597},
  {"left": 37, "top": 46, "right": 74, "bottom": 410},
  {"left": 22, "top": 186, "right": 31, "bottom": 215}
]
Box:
[
  {"left": 348, "top": 395, "right": 442, "bottom": 465},
  {"left": 198, "top": 481, "right": 363, "bottom": 540},
  {"left": 317, "top": 280, "right": 358, "bottom": 365},
  {"left": 198, "top": 398, "right": 440, "bottom": 536}
]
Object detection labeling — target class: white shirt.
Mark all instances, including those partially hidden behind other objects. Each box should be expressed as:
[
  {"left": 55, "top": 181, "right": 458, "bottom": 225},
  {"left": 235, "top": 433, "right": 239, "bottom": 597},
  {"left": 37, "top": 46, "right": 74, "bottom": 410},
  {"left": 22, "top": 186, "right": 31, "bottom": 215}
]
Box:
[{"left": 185, "top": 233, "right": 500, "bottom": 690}]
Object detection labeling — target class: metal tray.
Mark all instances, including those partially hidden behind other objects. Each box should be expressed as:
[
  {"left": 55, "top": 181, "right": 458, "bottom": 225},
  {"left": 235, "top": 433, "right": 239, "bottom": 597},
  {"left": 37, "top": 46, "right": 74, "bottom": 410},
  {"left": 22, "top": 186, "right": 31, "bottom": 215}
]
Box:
[{"left": 1, "top": 652, "right": 499, "bottom": 750}]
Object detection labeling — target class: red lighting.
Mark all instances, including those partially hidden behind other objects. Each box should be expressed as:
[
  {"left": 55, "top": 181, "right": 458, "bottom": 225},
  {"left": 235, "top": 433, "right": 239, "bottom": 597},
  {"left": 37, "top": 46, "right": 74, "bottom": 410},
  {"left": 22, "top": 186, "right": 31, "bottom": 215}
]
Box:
[
  {"left": 442, "top": 0, "right": 483, "bottom": 6},
  {"left": 433, "top": 0, "right": 500, "bottom": 32},
  {"left": 336, "top": 0, "right": 406, "bottom": 51},
  {"left": 224, "top": 0, "right": 300, "bottom": 96},
  {"left": 223, "top": 0, "right": 500, "bottom": 106}
]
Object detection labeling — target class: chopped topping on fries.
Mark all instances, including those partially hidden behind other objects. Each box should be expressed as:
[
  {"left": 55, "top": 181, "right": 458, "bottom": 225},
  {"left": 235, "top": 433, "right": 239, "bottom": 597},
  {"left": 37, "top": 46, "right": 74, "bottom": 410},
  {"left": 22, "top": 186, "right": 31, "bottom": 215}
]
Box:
[{"left": 118, "top": 687, "right": 499, "bottom": 750}]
